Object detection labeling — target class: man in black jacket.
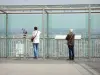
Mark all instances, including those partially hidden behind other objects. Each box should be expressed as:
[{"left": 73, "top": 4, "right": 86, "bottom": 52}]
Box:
[{"left": 66, "top": 29, "right": 75, "bottom": 60}]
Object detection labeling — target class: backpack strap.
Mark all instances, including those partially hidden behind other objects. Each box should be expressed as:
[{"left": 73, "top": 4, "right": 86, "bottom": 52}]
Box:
[{"left": 34, "top": 31, "right": 38, "bottom": 38}]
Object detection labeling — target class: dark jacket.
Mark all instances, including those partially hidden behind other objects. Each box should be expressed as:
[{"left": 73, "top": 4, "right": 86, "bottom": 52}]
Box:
[{"left": 66, "top": 33, "right": 75, "bottom": 46}]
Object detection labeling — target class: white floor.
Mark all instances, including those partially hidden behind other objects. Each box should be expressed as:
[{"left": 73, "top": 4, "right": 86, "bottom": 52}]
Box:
[{"left": 0, "top": 59, "right": 99, "bottom": 75}]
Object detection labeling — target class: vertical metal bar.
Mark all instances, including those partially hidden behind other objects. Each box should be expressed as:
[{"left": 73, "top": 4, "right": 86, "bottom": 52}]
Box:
[
  {"left": 42, "top": 9, "right": 45, "bottom": 59},
  {"left": 92, "top": 40, "right": 94, "bottom": 57},
  {"left": 56, "top": 40, "right": 59, "bottom": 59},
  {"left": 94, "top": 39, "right": 96, "bottom": 57},
  {"left": 78, "top": 40, "right": 80, "bottom": 59},
  {"left": 6, "top": 14, "right": 8, "bottom": 58},
  {"left": 0, "top": 39, "right": 1, "bottom": 57},
  {"left": 88, "top": 5, "right": 91, "bottom": 60},
  {"left": 83, "top": 38, "right": 85, "bottom": 58},
  {"left": 47, "top": 13, "right": 49, "bottom": 58},
  {"left": 0, "top": 38, "right": 2, "bottom": 57}
]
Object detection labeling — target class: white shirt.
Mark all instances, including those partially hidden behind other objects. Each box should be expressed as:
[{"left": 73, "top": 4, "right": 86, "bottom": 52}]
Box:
[{"left": 32, "top": 30, "right": 41, "bottom": 43}]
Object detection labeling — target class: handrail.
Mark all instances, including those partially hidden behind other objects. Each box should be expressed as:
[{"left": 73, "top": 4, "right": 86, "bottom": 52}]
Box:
[{"left": 0, "top": 37, "right": 99, "bottom": 39}]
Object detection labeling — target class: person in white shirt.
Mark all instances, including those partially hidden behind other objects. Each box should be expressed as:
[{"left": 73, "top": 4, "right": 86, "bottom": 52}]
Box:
[{"left": 32, "top": 27, "right": 41, "bottom": 59}]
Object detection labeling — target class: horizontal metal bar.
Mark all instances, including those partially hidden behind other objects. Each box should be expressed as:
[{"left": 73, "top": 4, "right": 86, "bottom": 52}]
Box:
[
  {"left": 48, "top": 12, "right": 100, "bottom": 14},
  {"left": 0, "top": 4, "right": 99, "bottom": 7},
  {"left": 0, "top": 12, "right": 100, "bottom": 14},
  {"left": 45, "top": 7, "right": 100, "bottom": 10},
  {"left": 0, "top": 10, "right": 6, "bottom": 13},
  {"left": 0, "top": 8, "right": 43, "bottom": 11},
  {"left": 0, "top": 7, "right": 100, "bottom": 11},
  {"left": 0, "top": 37, "right": 54, "bottom": 39},
  {"left": 0, "top": 37, "right": 99, "bottom": 39},
  {"left": 0, "top": 12, "right": 43, "bottom": 14},
  {"left": 0, "top": 12, "right": 3, "bottom": 13}
]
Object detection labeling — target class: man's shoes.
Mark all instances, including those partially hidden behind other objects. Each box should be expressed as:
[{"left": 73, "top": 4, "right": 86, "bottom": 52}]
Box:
[
  {"left": 33, "top": 57, "right": 38, "bottom": 59},
  {"left": 67, "top": 57, "right": 74, "bottom": 60},
  {"left": 71, "top": 58, "right": 74, "bottom": 60},
  {"left": 67, "top": 58, "right": 71, "bottom": 60}
]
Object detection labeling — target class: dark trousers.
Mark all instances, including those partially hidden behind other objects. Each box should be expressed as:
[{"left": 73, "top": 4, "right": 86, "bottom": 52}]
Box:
[{"left": 68, "top": 45, "right": 74, "bottom": 60}]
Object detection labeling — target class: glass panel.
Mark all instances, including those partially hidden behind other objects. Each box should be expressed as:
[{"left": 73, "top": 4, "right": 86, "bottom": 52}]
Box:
[
  {"left": 48, "top": 14, "right": 88, "bottom": 37},
  {"left": 7, "top": 14, "right": 42, "bottom": 38},
  {"left": 91, "top": 13, "right": 100, "bottom": 57},
  {"left": 0, "top": 14, "right": 6, "bottom": 37}
]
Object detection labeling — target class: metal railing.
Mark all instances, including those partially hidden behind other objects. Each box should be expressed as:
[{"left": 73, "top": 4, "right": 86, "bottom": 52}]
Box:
[{"left": 0, "top": 38, "right": 100, "bottom": 58}]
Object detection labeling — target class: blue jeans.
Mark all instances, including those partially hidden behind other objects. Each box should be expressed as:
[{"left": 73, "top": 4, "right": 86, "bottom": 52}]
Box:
[
  {"left": 68, "top": 45, "right": 74, "bottom": 59},
  {"left": 33, "top": 43, "right": 39, "bottom": 57}
]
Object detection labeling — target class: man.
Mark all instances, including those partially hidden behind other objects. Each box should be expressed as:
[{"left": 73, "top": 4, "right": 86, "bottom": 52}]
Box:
[
  {"left": 32, "top": 27, "right": 41, "bottom": 59},
  {"left": 66, "top": 29, "right": 75, "bottom": 60}
]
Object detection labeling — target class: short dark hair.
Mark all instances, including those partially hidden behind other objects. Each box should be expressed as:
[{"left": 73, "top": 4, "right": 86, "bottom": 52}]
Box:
[{"left": 34, "top": 27, "right": 38, "bottom": 30}]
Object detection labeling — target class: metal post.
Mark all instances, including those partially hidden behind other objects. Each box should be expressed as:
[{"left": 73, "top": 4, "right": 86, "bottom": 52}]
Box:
[
  {"left": 56, "top": 40, "right": 59, "bottom": 59},
  {"left": 42, "top": 9, "right": 45, "bottom": 59},
  {"left": 88, "top": 5, "right": 91, "bottom": 60},
  {"left": 6, "top": 14, "right": 8, "bottom": 58},
  {"left": 47, "top": 12, "right": 49, "bottom": 58},
  {"left": 44, "top": 10, "right": 49, "bottom": 58},
  {"left": 23, "top": 36, "right": 26, "bottom": 59}
]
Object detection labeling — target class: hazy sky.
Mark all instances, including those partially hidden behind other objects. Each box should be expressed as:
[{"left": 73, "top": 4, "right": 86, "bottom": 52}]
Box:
[{"left": 0, "top": 0, "right": 100, "bottom": 5}]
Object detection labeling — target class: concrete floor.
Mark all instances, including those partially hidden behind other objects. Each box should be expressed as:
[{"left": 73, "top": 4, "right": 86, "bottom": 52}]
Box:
[{"left": 0, "top": 58, "right": 100, "bottom": 75}]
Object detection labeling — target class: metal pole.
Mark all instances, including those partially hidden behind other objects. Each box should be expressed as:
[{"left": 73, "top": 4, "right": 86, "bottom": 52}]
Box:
[
  {"left": 88, "top": 5, "right": 91, "bottom": 60},
  {"left": 47, "top": 13, "right": 49, "bottom": 58},
  {"left": 42, "top": 9, "right": 45, "bottom": 59},
  {"left": 1, "top": 7, "right": 100, "bottom": 11},
  {"left": 0, "top": 12, "right": 100, "bottom": 14},
  {"left": 44, "top": 10, "right": 48, "bottom": 58},
  {"left": 6, "top": 14, "right": 8, "bottom": 58},
  {"left": 0, "top": 10, "right": 6, "bottom": 13},
  {"left": 23, "top": 34, "right": 26, "bottom": 59}
]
